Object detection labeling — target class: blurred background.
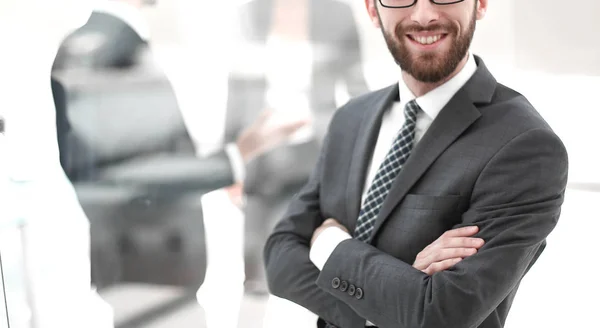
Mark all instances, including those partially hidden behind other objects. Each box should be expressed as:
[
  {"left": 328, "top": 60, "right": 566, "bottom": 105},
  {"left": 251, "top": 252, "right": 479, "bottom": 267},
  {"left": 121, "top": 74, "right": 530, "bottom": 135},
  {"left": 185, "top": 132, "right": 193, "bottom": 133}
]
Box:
[{"left": 2, "top": 0, "right": 599, "bottom": 327}]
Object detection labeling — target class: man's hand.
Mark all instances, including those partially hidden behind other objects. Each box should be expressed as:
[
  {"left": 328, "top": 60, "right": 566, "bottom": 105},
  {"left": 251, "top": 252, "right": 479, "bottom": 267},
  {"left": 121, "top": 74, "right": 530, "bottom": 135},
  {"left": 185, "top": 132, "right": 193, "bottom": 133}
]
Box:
[
  {"left": 225, "top": 182, "right": 244, "bottom": 209},
  {"left": 236, "top": 109, "right": 310, "bottom": 163},
  {"left": 413, "top": 226, "right": 485, "bottom": 276},
  {"left": 311, "top": 218, "right": 348, "bottom": 247}
]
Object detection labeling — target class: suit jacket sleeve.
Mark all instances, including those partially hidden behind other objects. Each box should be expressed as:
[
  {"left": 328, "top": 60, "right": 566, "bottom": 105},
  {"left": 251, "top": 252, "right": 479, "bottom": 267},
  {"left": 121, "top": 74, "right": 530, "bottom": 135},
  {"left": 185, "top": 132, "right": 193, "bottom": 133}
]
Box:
[
  {"left": 264, "top": 133, "right": 367, "bottom": 328},
  {"left": 314, "top": 128, "right": 568, "bottom": 327},
  {"left": 98, "top": 149, "right": 236, "bottom": 194}
]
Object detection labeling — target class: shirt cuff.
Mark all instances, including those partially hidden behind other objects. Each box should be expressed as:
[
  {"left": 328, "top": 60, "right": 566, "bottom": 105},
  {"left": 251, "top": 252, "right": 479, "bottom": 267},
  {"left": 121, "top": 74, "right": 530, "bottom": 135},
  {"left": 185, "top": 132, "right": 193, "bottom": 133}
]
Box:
[
  {"left": 309, "top": 227, "right": 351, "bottom": 271},
  {"left": 225, "top": 142, "right": 246, "bottom": 184}
]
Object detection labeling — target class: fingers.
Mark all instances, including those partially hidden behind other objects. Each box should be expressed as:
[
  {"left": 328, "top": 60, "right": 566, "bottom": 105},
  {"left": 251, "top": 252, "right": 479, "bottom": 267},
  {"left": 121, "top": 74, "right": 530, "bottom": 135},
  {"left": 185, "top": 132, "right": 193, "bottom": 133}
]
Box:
[
  {"left": 423, "top": 258, "right": 462, "bottom": 276},
  {"left": 442, "top": 225, "right": 479, "bottom": 238},
  {"left": 414, "top": 235, "right": 484, "bottom": 271},
  {"left": 280, "top": 119, "right": 310, "bottom": 134},
  {"left": 419, "top": 237, "right": 483, "bottom": 260},
  {"left": 414, "top": 226, "right": 484, "bottom": 274},
  {"left": 440, "top": 236, "right": 485, "bottom": 249},
  {"left": 428, "top": 247, "right": 477, "bottom": 263},
  {"left": 415, "top": 247, "right": 477, "bottom": 270}
]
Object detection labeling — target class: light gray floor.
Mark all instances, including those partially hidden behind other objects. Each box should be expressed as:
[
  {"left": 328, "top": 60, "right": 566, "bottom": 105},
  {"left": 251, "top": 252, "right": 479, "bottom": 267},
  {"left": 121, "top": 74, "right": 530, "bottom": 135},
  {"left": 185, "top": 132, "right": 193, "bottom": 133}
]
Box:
[{"left": 101, "top": 284, "right": 269, "bottom": 328}]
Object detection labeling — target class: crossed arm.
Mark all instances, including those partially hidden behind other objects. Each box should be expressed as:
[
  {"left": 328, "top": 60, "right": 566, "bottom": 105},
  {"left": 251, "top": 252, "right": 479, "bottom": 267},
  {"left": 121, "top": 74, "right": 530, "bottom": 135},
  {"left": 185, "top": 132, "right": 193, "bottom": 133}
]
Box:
[{"left": 264, "top": 128, "right": 568, "bottom": 328}]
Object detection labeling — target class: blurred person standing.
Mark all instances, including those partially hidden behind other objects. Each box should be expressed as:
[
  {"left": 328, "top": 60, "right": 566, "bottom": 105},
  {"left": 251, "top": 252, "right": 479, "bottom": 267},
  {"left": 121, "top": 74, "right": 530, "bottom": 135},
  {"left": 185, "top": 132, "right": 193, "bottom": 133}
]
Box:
[
  {"left": 53, "top": 2, "right": 308, "bottom": 328},
  {"left": 225, "top": 0, "right": 370, "bottom": 298}
]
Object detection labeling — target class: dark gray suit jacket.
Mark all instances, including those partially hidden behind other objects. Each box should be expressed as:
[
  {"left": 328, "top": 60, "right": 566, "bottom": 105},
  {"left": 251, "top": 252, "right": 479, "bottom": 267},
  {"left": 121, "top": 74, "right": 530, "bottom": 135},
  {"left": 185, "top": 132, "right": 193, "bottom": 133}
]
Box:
[
  {"left": 264, "top": 56, "right": 568, "bottom": 328},
  {"left": 52, "top": 76, "right": 236, "bottom": 192}
]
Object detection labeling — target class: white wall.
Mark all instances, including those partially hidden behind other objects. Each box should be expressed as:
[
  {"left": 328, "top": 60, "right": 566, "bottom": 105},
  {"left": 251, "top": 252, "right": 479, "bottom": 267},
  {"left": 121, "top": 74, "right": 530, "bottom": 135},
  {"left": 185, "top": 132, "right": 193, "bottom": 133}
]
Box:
[
  {"left": 514, "top": 0, "right": 600, "bottom": 76},
  {"left": 471, "top": 0, "right": 516, "bottom": 73}
]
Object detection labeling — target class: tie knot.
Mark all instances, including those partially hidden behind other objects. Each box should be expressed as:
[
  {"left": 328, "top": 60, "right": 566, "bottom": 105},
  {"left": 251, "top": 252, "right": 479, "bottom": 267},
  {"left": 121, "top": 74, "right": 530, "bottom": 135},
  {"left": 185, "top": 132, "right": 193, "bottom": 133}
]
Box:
[{"left": 404, "top": 99, "right": 420, "bottom": 123}]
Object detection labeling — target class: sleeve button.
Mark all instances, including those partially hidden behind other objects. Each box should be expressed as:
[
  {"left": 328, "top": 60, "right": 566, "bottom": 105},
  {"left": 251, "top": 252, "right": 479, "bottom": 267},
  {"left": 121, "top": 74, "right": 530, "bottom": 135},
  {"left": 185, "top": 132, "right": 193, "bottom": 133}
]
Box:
[
  {"left": 348, "top": 284, "right": 356, "bottom": 296},
  {"left": 340, "top": 280, "right": 348, "bottom": 292},
  {"left": 355, "top": 287, "right": 364, "bottom": 300},
  {"left": 331, "top": 277, "right": 341, "bottom": 289}
]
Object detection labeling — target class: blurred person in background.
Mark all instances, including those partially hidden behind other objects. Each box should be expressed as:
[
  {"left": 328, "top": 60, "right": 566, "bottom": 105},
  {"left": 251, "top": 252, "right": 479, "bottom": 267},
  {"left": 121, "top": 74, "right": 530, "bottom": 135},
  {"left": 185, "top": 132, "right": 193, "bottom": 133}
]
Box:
[
  {"left": 225, "top": 0, "right": 370, "bottom": 298},
  {"left": 53, "top": 0, "right": 307, "bottom": 193},
  {"left": 0, "top": 0, "right": 115, "bottom": 326},
  {"left": 51, "top": 2, "right": 308, "bottom": 328}
]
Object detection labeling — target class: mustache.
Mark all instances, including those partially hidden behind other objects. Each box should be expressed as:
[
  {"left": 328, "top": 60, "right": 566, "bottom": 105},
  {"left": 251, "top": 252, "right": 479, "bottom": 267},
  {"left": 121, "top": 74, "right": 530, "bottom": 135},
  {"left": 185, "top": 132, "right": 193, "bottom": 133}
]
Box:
[{"left": 395, "top": 23, "right": 457, "bottom": 35}]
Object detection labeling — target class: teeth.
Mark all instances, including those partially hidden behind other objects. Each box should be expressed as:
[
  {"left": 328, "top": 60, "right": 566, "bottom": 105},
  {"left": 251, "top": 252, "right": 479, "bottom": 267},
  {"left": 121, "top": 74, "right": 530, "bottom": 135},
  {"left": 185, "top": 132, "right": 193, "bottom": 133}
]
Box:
[{"left": 413, "top": 35, "right": 442, "bottom": 45}]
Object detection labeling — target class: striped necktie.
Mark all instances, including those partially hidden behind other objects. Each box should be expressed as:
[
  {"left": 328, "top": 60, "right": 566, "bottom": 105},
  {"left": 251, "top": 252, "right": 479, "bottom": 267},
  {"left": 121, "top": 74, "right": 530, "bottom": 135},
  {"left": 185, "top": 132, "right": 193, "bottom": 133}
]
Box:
[{"left": 353, "top": 100, "right": 420, "bottom": 242}]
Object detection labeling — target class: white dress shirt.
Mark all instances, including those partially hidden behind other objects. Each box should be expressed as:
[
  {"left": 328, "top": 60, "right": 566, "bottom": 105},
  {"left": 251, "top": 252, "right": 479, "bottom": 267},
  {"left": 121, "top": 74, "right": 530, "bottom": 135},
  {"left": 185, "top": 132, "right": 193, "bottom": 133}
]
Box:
[
  {"left": 309, "top": 54, "right": 478, "bottom": 325},
  {"left": 224, "top": 143, "right": 246, "bottom": 183}
]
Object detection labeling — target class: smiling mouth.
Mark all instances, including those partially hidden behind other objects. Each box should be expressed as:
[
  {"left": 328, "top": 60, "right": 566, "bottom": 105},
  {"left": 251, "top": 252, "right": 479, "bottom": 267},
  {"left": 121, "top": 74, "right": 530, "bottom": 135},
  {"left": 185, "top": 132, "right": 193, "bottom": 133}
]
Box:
[{"left": 407, "top": 34, "right": 448, "bottom": 45}]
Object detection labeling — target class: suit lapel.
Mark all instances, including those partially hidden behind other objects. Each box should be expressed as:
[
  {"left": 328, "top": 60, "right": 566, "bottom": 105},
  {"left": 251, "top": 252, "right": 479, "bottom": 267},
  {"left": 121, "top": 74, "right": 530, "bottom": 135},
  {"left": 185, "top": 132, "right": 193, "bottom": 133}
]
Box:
[
  {"left": 368, "top": 57, "right": 497, "bottom": 241},
  {"left": 345, "top": 85, "right": 399, "bottom": 232}
]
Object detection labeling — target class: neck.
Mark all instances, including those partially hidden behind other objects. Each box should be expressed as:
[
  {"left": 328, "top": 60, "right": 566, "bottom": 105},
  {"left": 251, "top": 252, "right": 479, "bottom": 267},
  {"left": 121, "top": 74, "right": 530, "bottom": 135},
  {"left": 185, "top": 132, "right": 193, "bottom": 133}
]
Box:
[{"left": 402, "top": 53, "right": 470, "bottom": 98}]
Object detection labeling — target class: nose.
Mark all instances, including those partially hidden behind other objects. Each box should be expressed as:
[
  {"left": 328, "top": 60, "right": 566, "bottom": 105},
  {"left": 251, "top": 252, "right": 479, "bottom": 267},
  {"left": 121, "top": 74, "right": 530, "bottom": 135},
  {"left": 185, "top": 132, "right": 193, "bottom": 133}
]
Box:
[{"left": 410, "top": 0, "right": 440, "bottom": 26}]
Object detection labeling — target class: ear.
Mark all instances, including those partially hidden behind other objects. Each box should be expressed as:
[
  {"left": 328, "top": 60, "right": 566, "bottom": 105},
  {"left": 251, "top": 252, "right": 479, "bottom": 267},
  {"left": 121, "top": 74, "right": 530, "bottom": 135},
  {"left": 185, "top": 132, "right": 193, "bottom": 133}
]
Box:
[
  {"left": 365, "top": 0, "right": 381, "bottom": 28},
  {"left": 476, "top": 0, "right": 488, "bottom": 20}
]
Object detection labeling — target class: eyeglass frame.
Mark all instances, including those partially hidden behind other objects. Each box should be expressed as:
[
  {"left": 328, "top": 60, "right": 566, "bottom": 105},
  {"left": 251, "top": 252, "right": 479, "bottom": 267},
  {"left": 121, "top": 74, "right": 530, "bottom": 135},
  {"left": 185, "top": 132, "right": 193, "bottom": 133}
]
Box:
[{"left": 379, "top": 0, "right": 466, "bottom": 9}]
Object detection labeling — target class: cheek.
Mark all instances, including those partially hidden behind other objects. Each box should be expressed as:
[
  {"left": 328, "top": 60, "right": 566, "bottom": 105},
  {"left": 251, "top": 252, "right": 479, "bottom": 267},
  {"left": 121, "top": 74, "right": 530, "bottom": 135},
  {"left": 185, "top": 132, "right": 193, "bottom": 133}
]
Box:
[
  {"left": 384, "top": 14, "right": 414, "bottom": 36},
  {"left": 379, "top": 17, "right": 400, "bottom": 37},
  {"left": 376, "top": 10, "right": 401, "bottom": 32}
]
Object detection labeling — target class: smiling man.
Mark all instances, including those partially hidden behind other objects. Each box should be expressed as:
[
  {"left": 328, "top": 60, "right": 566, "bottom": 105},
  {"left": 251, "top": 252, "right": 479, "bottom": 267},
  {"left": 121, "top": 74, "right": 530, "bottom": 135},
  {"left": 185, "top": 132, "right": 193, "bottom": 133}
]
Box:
[{"left": 263, "top": 1, "right": 569, "bottom": 328}]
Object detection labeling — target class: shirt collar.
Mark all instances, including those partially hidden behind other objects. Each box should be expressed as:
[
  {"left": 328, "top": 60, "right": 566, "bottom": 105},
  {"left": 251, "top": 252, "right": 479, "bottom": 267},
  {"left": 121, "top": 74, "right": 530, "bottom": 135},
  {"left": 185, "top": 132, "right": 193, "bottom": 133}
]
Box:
[{"left": 398, "top": 53, "right": 478, "bottom": 120}]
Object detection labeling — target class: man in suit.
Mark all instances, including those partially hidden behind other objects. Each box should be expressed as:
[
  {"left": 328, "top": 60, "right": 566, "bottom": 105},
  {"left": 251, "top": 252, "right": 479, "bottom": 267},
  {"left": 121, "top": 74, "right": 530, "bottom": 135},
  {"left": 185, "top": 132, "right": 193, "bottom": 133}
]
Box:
[
  {"left": 226, "top": 0, "right": 370, "bottom": 294},
  {"left": 264, "top": 1, "right": 568, "bottom": 328}
]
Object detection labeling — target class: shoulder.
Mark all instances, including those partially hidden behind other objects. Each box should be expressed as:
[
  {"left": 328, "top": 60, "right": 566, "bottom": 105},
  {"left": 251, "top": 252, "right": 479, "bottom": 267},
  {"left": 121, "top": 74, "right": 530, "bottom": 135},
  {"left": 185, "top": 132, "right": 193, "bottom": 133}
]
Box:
[
  {"left": 490, "top": 83, "right": 549, "bottom": 127},
  {"left": 477, "top": 82, "right": 563, "bottom": 145},
  {"left": 475, "top": 83, "right": 568, "bottom": 172}
]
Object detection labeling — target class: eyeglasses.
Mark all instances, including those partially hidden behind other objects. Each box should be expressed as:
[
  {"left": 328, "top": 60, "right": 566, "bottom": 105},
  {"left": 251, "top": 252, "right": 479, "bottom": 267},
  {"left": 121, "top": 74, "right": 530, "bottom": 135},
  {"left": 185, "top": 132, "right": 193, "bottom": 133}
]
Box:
[{"left": 379, "top": 0, "right": 466, "bottom": 9}]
